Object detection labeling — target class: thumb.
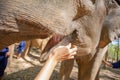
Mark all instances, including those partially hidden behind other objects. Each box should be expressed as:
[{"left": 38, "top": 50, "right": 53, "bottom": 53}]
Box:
[{"left": 66, "top": 43, "right": 71, "bottom": 49}]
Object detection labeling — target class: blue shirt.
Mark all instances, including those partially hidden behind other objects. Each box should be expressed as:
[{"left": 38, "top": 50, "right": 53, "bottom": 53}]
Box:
[
  {"left": 0, "top": 47, "right": 9, "bottom": 76},
  {"left": 112, "top": 60, "right": 120, "bottom": 68},
  {"left": 0, "top": 48, "right": 9, "bottom": 56},
  {"left": 18, "top": 41, "right": 26, "bottom": 50}
]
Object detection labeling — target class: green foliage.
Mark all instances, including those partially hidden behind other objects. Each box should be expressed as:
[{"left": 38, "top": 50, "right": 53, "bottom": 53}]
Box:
[{"left": 108, "top": 43, "right": 120, "bottom": 61}]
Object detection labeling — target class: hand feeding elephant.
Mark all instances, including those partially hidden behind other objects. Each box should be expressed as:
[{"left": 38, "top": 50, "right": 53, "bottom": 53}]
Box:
[
  {"left": 0, "top": 0, "right": 120, "bottom": 80},
  {"left": 59, "top": 0, "right": 120, "bottom": 80},
  {"left": 0, "top": 0, "right": 105, "bottom": 80},
  {"left": 40, "top": 0, "right": 120, "bottom": 80},
  {"left": 40, "top": 0, "right": 106, "bottom": 80},
  {"left": 56, "top": 0, "right": 106, "bottom": 80},
  {"left": 0, "top": 0, "right": 98, "bottom": 79}
]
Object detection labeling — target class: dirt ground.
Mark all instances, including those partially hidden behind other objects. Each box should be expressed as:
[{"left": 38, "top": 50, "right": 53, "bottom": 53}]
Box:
[{"left": 3, "top": 49, "right": 120, "bottom": 80}]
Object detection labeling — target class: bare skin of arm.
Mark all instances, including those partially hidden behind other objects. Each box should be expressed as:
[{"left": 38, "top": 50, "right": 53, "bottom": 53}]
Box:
[
  {"left": 102, "top": 60, "right": 113, "bottom": 67},
  {"left": 34, "top": 43, "right": 77, "bottom": 80}
]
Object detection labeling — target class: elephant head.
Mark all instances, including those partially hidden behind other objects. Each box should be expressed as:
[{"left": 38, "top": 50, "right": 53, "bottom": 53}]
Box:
[
  {"left": 39, "top": 0, "right": 107, "bottom": 62},
  {"left": 99, "top": 5, "right": 120, "bottom": 48}
]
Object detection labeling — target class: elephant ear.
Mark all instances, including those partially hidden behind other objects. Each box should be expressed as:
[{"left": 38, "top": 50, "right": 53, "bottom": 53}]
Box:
[{"left": 99, "top": 7, "right": 120, "bottom": 48}]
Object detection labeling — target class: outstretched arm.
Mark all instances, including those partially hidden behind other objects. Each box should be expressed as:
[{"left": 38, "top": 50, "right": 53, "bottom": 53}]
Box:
[
  {"left": 102, "top": 59, "right": 113, "bottom": 67},
  {"left": 34, "top": 43, "right": 77, "bottom": 80}
]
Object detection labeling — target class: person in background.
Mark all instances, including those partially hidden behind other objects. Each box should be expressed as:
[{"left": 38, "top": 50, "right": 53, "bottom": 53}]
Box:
[
  {"left": 0, "top": 47, "right": 10, "bottom": 80},
  {"left": 102, "top": 59, "right": 120, "bottom": 68},
  {"left": 16, "top": 41, "right": 26, "bottom": 59},
  {"left": 34, "top": 43, "right": 77, "bottom": 80}
]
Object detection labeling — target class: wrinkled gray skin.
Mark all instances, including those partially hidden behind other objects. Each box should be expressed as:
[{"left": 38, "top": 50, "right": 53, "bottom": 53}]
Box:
[
  {"left": 0, "top": 0, "right": 120, "bottom": 80},
  {"left": 0, "top": 0, "right": 105, "bottom": 80},
  {"left": 0, "top": 0, "right": 94, "bottom": 49},
  {"left": 57, "top": 0, "right": 106, "bottom": 80}
]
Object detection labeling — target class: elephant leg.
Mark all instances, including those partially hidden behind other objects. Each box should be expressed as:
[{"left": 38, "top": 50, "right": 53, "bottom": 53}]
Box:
[
  {"left": 76, "top": 55, "right": 99, "bottom": 80},
  {"left": 76, "top": 58, "right": 81, "bottom": 80},
  {"left": 58, "top": 59, "right": 74, "bottom": 80},
  {"left": 9, "top": 44, "right": 15, "bottom": 65},
  {"left": 76, "top": 57, "right": 91, "bottom": 80},
  {"left": 76, "top": 46, "right": 108, "bottom": 80},
  {"left": 23, "top": 40, "right": 31, "bottom": 58},
  {"left": 76, "top": 57, "right": 103, "bottom": 80}
]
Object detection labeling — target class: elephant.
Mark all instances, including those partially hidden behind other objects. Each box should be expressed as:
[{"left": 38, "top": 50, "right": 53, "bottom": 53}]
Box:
[
  {"left": 39, "top": 0, "right": 107, "bottom": 79},
  {"left": 0, "top": 1, "right": 96, "bottom": 79},
  {"left": 0, "top": 0, "right": 120, "bottom": 80},
  {"left": 58, "top": 1, "right": 120, "bottom": 80}
]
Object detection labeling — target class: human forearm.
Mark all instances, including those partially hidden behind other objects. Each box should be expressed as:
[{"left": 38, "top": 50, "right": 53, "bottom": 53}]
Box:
[
  {"left": 102, "top": 60, "right": 113, "bottom": 67},
  {"left": 34, "top": 56, "right": 58, "bottom": 80},
  {"left": 35, "top": 43, "right": 77, "bottom": 80}
]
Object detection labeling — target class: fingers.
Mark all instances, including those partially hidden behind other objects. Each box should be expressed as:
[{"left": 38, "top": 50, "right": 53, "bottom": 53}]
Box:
[
  {"left": 59, "top": 52, "right": 77, "bottom": 61},
  {"left": 71, "top": 45, "right": 76, "bottom": 48},
  {"left": 60, "top": 55, "right": 75, "bottom": 61},
  {"left": 70, "top": 52, "right": 77, "bottom": 56},
  {"left": 68, "top": 52, "right": 77, "bottom": 59},
  {"left": 63, "top": 44, "right": 77, "bottom": 56},
  {"left": 53, "top": 43, "right": 77, "bottom": 62},
  {"left": 69, "top": 46, "right": 77, "bottom": 54},
  {"left": 66, "top": 43, "right": 71, "bottom": 49}
]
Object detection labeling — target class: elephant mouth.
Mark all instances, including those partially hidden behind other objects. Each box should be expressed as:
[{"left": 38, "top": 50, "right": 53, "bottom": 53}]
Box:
[
  {"left": 39, "top": 31, "right": 77, "bottom": 63},
  {"left": 39, "top": 30, "right": 92, "bottom": 63},
  {"left": 39, "top": 33, "right": 64, "bottom": 62}
]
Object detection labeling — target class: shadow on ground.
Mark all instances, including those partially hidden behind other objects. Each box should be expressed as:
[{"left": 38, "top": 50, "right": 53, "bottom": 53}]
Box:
[
  {"left": 99, "top": 66, "right": 120, "bottom": 80},
  {"left": 3, "top": 48, "right": 120, "bottom": 80},
  {"left": 3, "top": 65, "right": 60, "bottom": 80}
]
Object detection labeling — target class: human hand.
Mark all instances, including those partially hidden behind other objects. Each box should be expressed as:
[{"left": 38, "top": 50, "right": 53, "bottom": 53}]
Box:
[{"left": 49, "top": 43, "right": 77, "bottom": 62}]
